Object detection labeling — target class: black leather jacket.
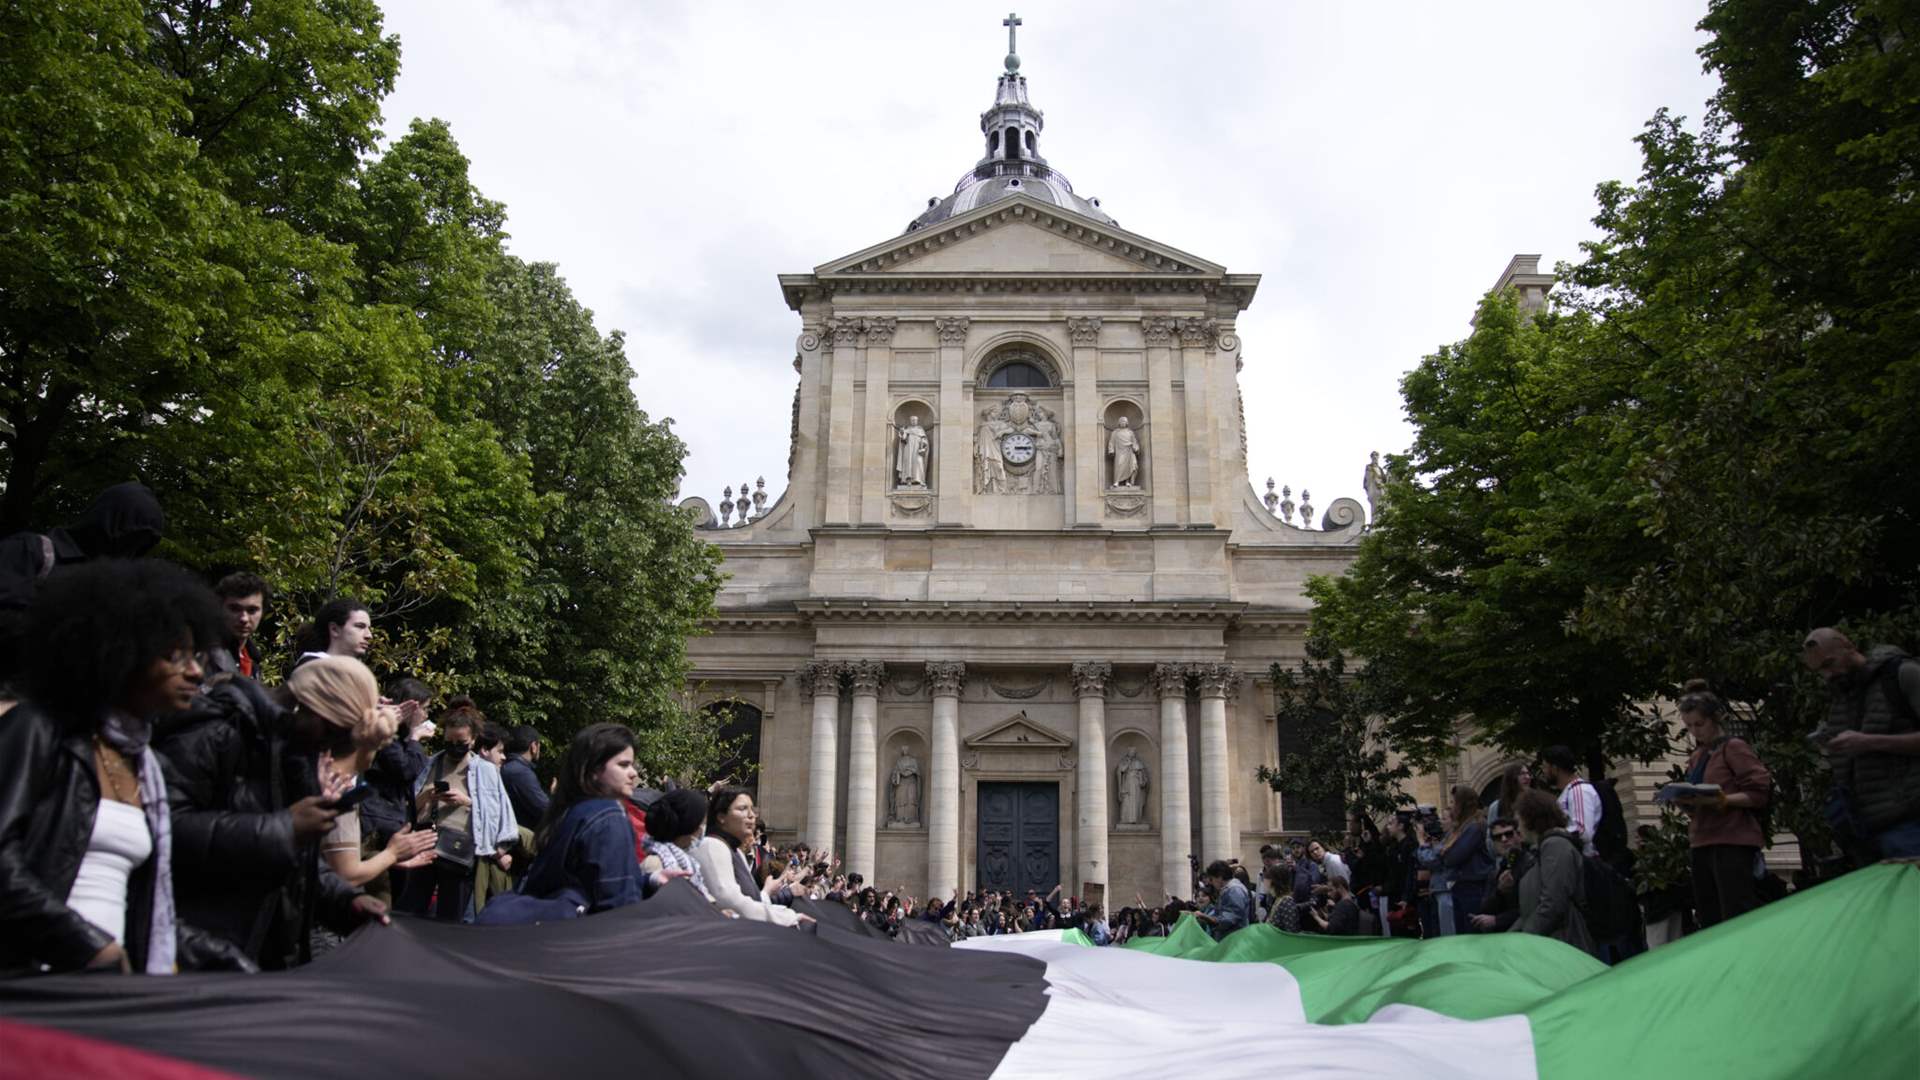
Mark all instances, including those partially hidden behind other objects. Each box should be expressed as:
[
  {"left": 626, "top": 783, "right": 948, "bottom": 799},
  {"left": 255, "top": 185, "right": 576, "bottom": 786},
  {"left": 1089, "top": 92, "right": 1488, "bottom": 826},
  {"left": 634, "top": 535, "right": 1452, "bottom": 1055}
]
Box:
[
  {"left": 157, "top": 677, "right": 363, "bottom": 967},
  {"left": 0, "top": 703, "right": 138, "bottom": 973}
]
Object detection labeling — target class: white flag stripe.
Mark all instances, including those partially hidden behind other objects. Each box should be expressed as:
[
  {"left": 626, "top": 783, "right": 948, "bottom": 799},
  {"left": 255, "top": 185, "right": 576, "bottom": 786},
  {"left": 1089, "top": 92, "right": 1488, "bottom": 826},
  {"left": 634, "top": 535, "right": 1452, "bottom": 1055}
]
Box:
[{"left": 966, "top": 936, "right": 1538, "bottom": 1080}]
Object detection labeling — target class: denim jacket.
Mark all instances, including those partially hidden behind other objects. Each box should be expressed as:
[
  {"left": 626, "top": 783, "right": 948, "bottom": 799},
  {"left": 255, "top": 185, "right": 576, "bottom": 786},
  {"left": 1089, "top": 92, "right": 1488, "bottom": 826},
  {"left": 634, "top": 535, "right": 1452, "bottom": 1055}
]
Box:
[
  {"left": 519, "top": 799, "right": 642, "bottom": 913},
  {"left": 1207, "top": 879, "right": 1252, "bottom": 939},
  {"left": 413, "top": 752, "right": 519, "bottom": 854}
]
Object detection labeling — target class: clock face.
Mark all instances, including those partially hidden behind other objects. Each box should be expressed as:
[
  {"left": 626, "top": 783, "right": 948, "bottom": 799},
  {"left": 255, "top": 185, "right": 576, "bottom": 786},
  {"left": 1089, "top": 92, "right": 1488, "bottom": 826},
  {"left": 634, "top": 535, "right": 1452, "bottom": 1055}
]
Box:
[{"left": 1001, "top": 432, "right": 1036, "bottom": 465}]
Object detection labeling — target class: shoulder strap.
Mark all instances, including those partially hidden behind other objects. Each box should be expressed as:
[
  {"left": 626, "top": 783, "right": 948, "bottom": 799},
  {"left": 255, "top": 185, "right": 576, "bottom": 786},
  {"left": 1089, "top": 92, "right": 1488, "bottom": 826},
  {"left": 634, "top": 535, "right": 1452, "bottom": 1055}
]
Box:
[{"left": 1880, "top": 658, "right": 1918, "bottom": 729}]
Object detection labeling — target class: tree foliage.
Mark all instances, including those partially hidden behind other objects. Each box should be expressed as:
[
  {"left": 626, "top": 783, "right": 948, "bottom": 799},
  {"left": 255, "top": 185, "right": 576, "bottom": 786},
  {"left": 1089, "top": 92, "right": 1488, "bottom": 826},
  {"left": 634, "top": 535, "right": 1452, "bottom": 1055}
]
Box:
[
  {"left": 2, "top": 0, "right": 724, "bottom": 772},
  {"left": 1310, "top": 0, "right": 1918, "bottom": 857}
]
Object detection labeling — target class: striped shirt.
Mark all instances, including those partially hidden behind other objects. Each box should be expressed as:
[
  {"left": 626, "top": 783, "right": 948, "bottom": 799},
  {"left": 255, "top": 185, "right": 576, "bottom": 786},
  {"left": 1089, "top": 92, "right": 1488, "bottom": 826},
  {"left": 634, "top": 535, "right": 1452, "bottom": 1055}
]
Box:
[{"left": 1558, "top": 778, "right": 1603, "bottom": 857}]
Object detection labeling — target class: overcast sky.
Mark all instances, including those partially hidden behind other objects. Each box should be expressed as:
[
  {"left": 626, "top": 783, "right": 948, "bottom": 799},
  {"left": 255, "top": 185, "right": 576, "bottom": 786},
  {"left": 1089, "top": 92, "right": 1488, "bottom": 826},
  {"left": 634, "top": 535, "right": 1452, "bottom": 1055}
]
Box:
[{"left": 375, "top": 1, "right": 1720, "bottom": 515}]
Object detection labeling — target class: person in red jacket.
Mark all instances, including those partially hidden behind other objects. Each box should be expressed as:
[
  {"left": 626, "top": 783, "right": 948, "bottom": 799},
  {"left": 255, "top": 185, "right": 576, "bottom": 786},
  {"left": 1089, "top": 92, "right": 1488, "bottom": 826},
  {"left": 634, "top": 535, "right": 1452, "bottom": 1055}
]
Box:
[{"left": 1673, "top": 679, "right": 1773, "bottom": 927}]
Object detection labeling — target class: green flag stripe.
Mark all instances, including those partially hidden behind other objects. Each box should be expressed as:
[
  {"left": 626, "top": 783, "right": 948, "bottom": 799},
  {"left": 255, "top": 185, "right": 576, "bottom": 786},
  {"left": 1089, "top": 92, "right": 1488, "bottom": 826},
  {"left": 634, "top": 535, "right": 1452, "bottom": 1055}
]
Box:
[{"left": 1098, "top": 863, "right": 1919, "bottom": 1079}]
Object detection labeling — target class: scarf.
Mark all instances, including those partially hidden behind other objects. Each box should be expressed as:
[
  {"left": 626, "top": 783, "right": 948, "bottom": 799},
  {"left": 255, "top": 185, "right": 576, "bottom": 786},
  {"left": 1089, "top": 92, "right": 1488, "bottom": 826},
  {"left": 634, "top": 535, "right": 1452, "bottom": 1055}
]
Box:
[
  {"left": 643, "top": 835, "right": 712, "bottom": 901},
  {"left": 99, "top": 710, "right": 176, "bottom": 975},
  {"left": 286, "top": 656, "right": 380, "bottom": 738}
]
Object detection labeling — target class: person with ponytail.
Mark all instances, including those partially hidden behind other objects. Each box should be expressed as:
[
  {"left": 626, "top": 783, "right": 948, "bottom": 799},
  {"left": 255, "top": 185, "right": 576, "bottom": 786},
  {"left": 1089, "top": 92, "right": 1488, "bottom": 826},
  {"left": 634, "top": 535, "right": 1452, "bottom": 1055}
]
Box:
[{"left": 1673, "top": 679, "right": 1773, "bottom": 927}]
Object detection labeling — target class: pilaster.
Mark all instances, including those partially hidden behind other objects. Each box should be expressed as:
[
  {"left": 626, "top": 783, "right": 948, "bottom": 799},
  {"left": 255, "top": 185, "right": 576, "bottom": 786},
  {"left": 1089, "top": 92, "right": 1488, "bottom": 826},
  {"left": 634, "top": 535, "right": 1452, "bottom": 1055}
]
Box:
[
  {"left": 858, "top": 318, "right": 896, "bottom": 525},
  {"left": 934, "top": 317, "right": 971, "bottom": 527},
  {"left": 1178, "top": 318, "right": 1216, "bottom": 527},
  {"left": 823, "top": 317, "right": 861, "bottom": 525},
  {"left": 1143, "top": 317, "right": 1181, "bottom": 524},
  {"left": 1067, "top": 317, "right": 1102, "bottom": 527}
]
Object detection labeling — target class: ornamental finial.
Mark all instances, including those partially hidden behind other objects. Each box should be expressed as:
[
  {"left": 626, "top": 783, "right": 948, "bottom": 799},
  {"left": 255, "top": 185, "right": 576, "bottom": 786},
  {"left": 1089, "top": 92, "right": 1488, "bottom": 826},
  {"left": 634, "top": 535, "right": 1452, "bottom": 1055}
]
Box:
[{"left": 1003, "top": 12, "right": 1022, "bottom": 72}]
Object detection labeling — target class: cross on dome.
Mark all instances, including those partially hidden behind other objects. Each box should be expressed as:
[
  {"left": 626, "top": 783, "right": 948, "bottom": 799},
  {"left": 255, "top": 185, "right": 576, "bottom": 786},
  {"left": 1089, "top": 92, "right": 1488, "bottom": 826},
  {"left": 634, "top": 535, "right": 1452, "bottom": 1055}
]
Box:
[{"left": 903, "top": 13, "right": 1116, "bottom": 233}]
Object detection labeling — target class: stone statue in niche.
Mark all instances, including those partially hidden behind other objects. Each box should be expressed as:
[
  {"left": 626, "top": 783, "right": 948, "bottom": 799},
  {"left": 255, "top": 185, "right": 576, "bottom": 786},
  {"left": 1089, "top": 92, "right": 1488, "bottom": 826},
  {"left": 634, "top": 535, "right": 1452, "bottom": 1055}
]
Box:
[
  {"left": 887, "top": 747, "right": 922, "bottom": 826},
  {"left": 894, "top": 415, "right": 931, "bottom": 488},
  {"left": 1114, "top": 747, "right": 1150, "bottom": 826},
  {"left": 1105, "top": 416, "right": 1146, "bottom": 488},
  {"left": 973, "top": 393, "right": 1061, "bottom": 495}
]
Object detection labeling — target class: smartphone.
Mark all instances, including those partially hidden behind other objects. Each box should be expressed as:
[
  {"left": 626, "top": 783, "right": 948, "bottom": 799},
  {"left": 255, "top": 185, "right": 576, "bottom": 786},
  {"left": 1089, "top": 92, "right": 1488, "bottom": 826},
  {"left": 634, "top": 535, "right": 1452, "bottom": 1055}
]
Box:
[
  {"left": 434, "top": 780, "right": 451, "bottom": 794},
  {"left": 330, "top": 784, "right": 375, "bottom": 811}
]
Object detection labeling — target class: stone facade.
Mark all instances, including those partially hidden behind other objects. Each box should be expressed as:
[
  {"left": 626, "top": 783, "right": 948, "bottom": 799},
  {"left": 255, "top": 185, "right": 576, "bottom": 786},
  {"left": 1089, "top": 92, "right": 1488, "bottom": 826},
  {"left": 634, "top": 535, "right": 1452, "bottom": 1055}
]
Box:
[{"left": 680, "top": 41, "right": 1371, "bottom": 904}]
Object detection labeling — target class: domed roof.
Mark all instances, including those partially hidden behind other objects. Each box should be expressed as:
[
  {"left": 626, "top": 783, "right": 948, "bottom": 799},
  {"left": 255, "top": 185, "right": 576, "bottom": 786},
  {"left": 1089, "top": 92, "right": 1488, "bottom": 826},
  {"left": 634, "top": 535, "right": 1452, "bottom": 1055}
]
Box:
[
  {"left": 905, "top": 27, "right": 1115, "bottom": 234},
  {"left": 910, "top": 169, "right": 1115, "bottom": 232}
]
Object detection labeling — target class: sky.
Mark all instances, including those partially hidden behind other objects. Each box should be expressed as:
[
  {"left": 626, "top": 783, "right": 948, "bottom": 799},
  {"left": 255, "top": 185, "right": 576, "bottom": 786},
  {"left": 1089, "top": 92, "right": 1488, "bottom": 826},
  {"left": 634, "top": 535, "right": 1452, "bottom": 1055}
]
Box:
[{"left": 374, "top": 0, "right": 1721, "bottom": 514}]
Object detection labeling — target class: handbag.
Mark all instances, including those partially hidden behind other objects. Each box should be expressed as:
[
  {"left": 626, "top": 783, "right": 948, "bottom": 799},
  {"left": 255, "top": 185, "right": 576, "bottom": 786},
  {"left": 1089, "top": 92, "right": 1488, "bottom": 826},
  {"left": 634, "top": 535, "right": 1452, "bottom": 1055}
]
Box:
[
  {"left": 434, "top": 826, "right": 475, "bottom": 868},
  {"left": 426, "top": 754, "right": 477, "bottom": 868}
]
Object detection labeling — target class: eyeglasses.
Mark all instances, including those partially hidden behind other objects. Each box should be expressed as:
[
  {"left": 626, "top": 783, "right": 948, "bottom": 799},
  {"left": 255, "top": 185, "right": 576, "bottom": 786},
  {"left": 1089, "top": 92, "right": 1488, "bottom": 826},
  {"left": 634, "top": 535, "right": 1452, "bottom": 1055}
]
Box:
[{"left": 1491, "top": 830, "right": 1517, "bottom": 841}]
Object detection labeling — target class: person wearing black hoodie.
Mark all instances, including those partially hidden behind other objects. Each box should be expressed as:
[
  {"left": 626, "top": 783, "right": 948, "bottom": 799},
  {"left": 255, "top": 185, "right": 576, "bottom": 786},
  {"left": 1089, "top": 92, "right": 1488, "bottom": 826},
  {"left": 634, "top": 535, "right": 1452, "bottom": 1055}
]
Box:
[{"left": 0, "top": 482, "right": 166, "bottom": 681}]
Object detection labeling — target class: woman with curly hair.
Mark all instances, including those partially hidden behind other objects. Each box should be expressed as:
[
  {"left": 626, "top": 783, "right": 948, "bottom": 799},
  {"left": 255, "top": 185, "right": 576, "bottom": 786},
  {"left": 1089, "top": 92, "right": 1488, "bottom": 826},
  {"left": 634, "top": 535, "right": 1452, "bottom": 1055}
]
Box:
[{"left": 0, "top": 558, "right": 225, "bottom": 975}]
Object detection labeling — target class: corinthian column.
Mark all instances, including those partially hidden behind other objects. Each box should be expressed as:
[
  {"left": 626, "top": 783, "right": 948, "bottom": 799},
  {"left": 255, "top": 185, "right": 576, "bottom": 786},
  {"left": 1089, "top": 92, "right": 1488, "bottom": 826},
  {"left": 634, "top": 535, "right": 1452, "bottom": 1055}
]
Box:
[
  {"left": 802, "top": 662, "right": 843, "bottom": 853},
  {"left": 843, "top": 661, "right": 885, "bottom": 883},
  {"left": 1153, "top": 663, "right": 1193, "bottom": 899},
  {"left": 925, "top": 661, "right": 966, "bottom": 899},
  {"left": 1071, "top": 662, "right": 1112, "bottom": 893},
  {"left": 1194, "top": 662, "right": 1238, "bottom": 865}
]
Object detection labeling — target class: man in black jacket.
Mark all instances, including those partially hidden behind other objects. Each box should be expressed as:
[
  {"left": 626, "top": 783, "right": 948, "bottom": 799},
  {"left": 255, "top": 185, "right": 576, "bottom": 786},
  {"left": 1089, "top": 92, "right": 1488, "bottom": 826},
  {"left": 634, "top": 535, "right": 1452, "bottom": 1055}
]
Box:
[
  {"left": 1469, "top": 817, "right": 1532, "bottom": 933},
  {"left": 159, "top": 675, "right": 388, "bottom": 968},
  {"left": 501, "top": 725, "right": 549, "bottom": 829}
]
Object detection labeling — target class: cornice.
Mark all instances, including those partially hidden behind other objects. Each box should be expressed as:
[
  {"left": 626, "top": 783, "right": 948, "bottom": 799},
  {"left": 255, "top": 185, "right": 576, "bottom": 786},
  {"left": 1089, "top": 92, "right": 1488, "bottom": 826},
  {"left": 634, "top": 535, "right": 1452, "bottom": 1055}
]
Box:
[
  {"left": 700, "top": 601, "right": 1315, "bottom": 633},
  {"left": 817, "top": 196, "right": 1226, "bottom": 277},
  {"left": 793, "top": 599, "right": 1247, "bottom": 625}
]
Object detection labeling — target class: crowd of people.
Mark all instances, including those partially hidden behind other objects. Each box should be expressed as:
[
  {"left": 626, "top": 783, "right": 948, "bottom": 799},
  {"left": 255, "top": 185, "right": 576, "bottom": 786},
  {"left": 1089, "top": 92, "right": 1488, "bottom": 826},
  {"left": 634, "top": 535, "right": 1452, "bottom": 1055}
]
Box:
[{"left": 0, "top": 483, "right": 1915, "bottom": 976}]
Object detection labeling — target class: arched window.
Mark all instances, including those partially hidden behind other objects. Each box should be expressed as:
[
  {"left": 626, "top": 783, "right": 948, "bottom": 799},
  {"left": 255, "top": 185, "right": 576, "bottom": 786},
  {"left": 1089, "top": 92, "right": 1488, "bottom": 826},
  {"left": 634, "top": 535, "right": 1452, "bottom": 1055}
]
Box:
[
  {"left": 1005, "top": 127, "right": 1020, "bottom": 160},
  {"left": 986, "top": 361, "right": 1051, "bottom": 388},
  {"left": 989, "top": 130, "right": 1000, "bottom": 154},
  {"left": 1025, "top": 130, "right": 1036, "bottom": 154},
  {"left": 701, "top": 700, "right": 763, "bottom": 797}
]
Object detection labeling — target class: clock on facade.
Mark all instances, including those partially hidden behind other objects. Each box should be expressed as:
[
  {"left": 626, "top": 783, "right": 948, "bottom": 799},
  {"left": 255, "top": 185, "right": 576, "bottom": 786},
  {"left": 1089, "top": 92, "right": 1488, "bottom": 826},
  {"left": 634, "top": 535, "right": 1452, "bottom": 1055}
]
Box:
[{"left": 1000, "top": 432, "right": 1036, "bottom": 466}]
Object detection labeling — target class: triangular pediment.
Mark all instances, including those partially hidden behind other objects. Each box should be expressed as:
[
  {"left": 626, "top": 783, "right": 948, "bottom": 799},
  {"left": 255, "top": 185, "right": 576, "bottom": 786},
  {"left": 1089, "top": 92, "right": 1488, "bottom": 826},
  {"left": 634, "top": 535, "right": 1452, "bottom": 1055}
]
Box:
[
  {"left": 816, "top": 194, "right": 1224, "bottom": 278},
  {"left": 964, "top": 711, "right": 1074, "bottom": 750}
]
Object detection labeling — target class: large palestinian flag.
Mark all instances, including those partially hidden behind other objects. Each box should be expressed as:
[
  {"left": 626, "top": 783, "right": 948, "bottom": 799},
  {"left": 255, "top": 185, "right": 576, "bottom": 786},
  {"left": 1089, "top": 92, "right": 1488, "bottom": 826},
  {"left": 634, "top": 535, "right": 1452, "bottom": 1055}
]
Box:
[{"left": 1, "top": 863, "right": 1913, "bottom": 1079}]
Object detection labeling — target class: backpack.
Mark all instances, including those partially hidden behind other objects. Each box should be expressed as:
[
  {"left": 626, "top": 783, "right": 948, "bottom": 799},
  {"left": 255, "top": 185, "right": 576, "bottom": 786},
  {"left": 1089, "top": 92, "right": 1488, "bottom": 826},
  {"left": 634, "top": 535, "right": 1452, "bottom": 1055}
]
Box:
[{"left": 1578, "top": 849, "right": 1638, "bottom": 942}]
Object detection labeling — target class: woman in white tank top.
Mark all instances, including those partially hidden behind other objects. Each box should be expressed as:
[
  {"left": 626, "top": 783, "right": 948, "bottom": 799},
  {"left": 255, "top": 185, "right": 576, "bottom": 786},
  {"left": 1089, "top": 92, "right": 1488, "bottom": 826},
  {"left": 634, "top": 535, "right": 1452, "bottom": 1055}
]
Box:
[{"left": 0, "top": 559, "right": 223, "bottom": 975}]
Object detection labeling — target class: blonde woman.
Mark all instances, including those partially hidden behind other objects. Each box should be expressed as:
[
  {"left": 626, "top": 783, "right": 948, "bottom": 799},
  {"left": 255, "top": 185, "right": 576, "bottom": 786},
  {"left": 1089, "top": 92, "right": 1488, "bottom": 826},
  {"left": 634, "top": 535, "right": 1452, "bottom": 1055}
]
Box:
[{"left": 288, "top": 657, "right": 436, "bottom": 898}]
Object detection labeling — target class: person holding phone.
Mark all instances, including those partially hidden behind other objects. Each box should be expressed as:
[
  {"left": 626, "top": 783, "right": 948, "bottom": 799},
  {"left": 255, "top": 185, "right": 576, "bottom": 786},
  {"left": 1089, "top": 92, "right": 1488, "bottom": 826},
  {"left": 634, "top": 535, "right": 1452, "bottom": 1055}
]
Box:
[
  {"left": 404, "top": 702, "right": 518, "bottom": 921},
  {"left": 287, "top": 658, "right": 437, "bottom": 901}
]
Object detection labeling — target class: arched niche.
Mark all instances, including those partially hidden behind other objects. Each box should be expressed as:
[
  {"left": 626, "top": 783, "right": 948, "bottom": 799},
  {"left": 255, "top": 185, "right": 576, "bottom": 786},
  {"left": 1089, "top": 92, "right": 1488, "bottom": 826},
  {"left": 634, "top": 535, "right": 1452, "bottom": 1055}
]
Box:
[
  {"left": 891, "top": 399, "right": 935, "bottom": 491},
  {"left": 881, "top": 729, "right": 928, "bottom": 829},
  {"left": 1108, "top": 728, "right": 1156, "bottom": 830},
  {"left": 1101, "top": 398, "right": 1147, "bottom": 491}
]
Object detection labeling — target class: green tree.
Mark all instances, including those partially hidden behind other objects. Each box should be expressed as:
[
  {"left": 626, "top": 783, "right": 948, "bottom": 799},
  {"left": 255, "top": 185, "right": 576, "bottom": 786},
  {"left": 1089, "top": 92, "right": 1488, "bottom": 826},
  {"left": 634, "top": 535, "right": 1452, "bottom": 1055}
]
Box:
[
  {"left": 457, "top": 257, "right": 722, "bottom": 746},
  {"left": 3, "top": 1, "right": 721, "bottom": 764},
  {"left": 1313, "top": 0, "right": 1919, "bottom": 862},
  {"left": 1310, "top": 294, "right": 1671, "bottom": 775}
]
